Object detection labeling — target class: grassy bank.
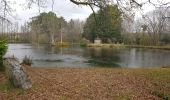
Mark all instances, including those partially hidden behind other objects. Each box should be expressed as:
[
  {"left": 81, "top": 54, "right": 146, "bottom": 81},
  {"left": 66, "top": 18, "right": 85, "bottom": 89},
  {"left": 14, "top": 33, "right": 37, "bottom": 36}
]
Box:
[
  {"left": 125, "top": 45, "right": 170, "bottom": 50},
  {"left": 1, "top": 66, "right": 170, "bottom": 100},
  {"left": 87, "top": 43, "right": 170, "bottom": 50},
  {"left": 87, "top": 43, "right": 124, "bottom": 48}
]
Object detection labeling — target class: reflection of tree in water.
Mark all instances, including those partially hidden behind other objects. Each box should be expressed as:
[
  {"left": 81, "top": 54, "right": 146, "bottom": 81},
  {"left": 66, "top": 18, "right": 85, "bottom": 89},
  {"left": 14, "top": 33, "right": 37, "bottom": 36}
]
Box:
[
  {"left": 40, "top": 45, "right": 121, "bottom": 67},
  {"left": 43, "top": 45, "right": 63, "bottom": 54},
  {"left": 43, "top": 45, "right": 84, "bottom": 55},
  {"left": 87, "top": 48, "right": 121, "bottom": 67}
]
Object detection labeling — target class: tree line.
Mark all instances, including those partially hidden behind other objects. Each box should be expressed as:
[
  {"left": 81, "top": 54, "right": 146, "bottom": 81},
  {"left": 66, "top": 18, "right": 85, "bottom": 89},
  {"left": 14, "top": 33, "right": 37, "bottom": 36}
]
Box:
[
  {"left": 0, "top": 0, "right": 170, "bottom": 46},
  {"left": 121, "top": 7, "right": 170, "bottom": 45},
  {"left": 29, "top": 11, "right": 84, "bottom": 44}
]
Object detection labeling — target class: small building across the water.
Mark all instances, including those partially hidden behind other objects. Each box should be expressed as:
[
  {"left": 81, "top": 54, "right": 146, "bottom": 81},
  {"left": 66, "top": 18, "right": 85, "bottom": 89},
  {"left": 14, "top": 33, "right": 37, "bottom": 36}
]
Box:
[{"left": 94, "top": 37, "right": 101, "bottom": 44}]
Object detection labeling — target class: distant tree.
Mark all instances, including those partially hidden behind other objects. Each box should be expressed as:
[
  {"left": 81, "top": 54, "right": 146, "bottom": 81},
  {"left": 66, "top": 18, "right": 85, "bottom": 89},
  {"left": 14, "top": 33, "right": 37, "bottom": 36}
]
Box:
[
  {"left": 142, "top": 8, "right": 170, "bottom": 45},
  {"left": 83, "top": 13, "right": 97, "bottom": 42},
  {"left": 67, "top": 19, "right": 84, "bottom": 43},
  {"left": 29, "top": 12, "right": 67, "bottom": 44},
  {"left": 161, "top": 34, "right": 170, "bottom": 44},
  {"left": 141, "top": 24, "right": 147, "bottom": 32},
  {"left": 83, "top": 5, "right": 122, "bottom": 43}
]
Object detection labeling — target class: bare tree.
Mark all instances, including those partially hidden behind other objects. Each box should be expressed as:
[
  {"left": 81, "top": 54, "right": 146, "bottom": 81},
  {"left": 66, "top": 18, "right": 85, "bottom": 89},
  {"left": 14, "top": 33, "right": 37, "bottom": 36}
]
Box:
[
  {"left": 139, "top": 7, "right": 170, "bottom": 45},
  {"left": 66, "top": 19, "right": 84, "bottom": 43}
]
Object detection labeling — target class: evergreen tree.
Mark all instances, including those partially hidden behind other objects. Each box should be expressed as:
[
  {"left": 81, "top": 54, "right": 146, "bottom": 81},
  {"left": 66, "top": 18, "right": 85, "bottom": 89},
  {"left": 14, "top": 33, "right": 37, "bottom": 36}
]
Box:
[{"left": 83, "top": 5, "right": 122, "bottom": 43}]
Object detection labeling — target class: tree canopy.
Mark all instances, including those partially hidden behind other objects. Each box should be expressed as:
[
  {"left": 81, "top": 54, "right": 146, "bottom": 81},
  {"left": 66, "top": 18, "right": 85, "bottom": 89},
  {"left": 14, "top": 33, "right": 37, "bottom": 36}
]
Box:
[
  {"left": 83, "top": 5, "right": 122, "bottom": 43},
  {"left": 29, "top": 11, "right": 67, "bottom": 44}
]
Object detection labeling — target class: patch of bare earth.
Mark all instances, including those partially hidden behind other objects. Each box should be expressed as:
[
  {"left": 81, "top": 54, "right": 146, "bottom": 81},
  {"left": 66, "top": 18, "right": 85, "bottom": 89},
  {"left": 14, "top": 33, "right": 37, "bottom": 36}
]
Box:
[
  {"left": 0, "top": 72, "right": 7, "bottom": 100},
  {"left": 7, "top": 66, "right": 170, "bottom": 100}
]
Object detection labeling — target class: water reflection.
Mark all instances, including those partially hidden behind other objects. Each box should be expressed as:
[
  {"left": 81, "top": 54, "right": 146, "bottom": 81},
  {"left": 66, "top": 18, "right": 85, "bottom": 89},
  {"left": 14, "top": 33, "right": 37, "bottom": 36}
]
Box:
[
  {"left": 85, "top": 48, "right": 120, "bottom": 67},
  {"left": 5, "top": 44, "right": 170, "bottom": 68}
]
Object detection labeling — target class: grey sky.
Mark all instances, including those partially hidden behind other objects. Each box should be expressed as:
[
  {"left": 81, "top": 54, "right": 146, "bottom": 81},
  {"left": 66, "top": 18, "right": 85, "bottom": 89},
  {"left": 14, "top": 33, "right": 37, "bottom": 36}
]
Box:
[
  {"left": 4, "top": 0, "right": 170, "bottom": 25},
  {"left": 8, "top": 0, "right": 95, "bottom": 24}
]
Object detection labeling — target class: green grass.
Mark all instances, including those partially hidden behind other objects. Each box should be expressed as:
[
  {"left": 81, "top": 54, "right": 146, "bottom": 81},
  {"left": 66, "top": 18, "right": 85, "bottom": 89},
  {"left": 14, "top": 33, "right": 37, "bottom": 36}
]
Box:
[
  {"left": 147, "top": 69, "right": 170, "bottom": 81},
  {"left": 0, "top": 80, "right": 12, "bottom": 92},
  {"left": 151, "top": 91, "right": 169, "bottom": 100},
  {"left": 143, "top": 68, "right": 170, "bottom": 99}
]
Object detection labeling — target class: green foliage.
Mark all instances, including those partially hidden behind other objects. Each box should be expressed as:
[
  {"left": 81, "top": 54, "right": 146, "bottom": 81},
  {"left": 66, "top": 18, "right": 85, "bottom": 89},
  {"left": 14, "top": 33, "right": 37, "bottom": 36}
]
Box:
[
  {"left": 0, "top": 40, "right": 7, "bottom": 58},
  {"left": 0, "top": 38, "right": 7, "bottom": 71},
  {"left": 29, "top": 11, "right": 67, "bottom": 44},
  {"left": 80, "top": 38, "right": 89, "bottom": 47},
  {"left": 161, "top": 34, "right": 170, "bottom": 44},
  {"left": 83, "top": 13, "right": 97, "bottom": 42},
  {"left": 83, "top": 5, "right": 122, "bottom": 43}
]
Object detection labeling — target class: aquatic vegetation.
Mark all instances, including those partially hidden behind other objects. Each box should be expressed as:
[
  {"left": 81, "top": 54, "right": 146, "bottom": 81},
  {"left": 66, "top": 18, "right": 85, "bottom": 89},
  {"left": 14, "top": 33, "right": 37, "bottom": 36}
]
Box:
[{"left": 22, "top": 56, "right": 33, "bottom": 66}]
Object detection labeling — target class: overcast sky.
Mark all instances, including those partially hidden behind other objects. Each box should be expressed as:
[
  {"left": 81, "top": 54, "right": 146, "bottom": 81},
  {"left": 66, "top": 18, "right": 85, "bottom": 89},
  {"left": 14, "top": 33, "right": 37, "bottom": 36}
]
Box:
[
  {"left": 4, "top": 0, "right": 169, "bottom": 25},
  {"left": 7, "top": 0, "right": 96, "bottom": 24}
]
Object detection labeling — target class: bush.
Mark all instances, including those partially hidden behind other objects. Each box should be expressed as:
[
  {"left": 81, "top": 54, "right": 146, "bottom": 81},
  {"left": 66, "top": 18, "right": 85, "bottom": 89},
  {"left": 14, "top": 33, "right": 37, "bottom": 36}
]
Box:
[
  {"left": 161, "top": 34, "right": 170, "bottom": 45},
  {"left": 0, "top": 39, "right": 7, "bottom": 71},
  {"left": 22, "top": 55, "right": 33, "bottom": 66},
  {"left": 55, "top": 42, "right": 69, "bottom": 47},
  {"left": 80, "top": 38, "right": 89, "bottom": 47}
]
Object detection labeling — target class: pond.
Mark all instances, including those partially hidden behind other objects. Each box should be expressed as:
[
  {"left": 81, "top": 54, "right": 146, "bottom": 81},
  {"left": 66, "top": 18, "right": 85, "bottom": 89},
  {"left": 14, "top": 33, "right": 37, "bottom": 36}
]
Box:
[{"left": 5, "top": 44, "right": 170, "bottom": 68}]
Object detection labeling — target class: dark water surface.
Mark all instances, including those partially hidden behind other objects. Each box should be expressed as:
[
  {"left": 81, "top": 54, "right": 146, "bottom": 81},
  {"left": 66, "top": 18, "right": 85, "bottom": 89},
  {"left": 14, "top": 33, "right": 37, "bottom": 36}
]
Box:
[{"left": 5, "top": 44, "right": 170, "bottom": 68}]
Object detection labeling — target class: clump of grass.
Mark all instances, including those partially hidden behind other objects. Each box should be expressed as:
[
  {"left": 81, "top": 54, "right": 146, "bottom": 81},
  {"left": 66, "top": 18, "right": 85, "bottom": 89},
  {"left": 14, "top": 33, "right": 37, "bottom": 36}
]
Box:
[
  {"left": 55, "top": 42, "right": 69, "bottom": 47},
  {"left": 80, "top": 43, "right": 87, "bottom": 47},
  {"left": 0, "top": 80, "right": 13, "bottom": 92},
  {"left": 22, "top": 55, "right": 33, "bottom": 66},
  {"left": 0, "top": 39, "right": 8, "bottom": 71},
  {"left": 151, "top": 91, "right": 169, "bottom": 100},
  {"left": 80, "top": 38, "right": 89, "bottom": 47}
]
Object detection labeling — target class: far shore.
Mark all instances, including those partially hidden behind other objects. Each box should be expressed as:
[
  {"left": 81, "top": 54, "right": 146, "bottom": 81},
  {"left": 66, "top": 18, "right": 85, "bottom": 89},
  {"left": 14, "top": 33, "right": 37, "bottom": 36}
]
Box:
[
  {"left": 87, "top": 43, "right": 170, "bottom": 50},
  {"left": 7, "top": 42, "right": 170, "bottom": 50}
]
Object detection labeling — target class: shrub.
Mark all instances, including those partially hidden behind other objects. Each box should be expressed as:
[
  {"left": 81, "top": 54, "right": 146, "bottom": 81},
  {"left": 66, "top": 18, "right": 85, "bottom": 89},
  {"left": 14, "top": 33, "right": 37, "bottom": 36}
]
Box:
[
  {"left": 80, "top": 38, "right": 89, "bottom": 47},
  {"left": 0, "top": 39, "right": 7, "bottom": 71},
  {"left": 55, "top": 42, "right": 69, "bottom": 47}
]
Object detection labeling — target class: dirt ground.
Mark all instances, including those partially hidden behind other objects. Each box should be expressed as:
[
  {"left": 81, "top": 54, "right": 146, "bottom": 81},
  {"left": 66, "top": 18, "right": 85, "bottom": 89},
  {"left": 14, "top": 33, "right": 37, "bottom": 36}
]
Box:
[
  {"left": 0, "top": 72, "right": 7, "bottom": 100},
  {"left": 0, "top": 66, "right": 170, "bottom": 100}
]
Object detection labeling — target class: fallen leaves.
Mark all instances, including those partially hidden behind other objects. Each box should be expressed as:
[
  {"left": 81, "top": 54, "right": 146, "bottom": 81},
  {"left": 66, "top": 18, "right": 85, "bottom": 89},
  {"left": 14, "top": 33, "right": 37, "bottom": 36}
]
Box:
[{"left": 2, "top": 67, "right": 170, "bottom": 100}]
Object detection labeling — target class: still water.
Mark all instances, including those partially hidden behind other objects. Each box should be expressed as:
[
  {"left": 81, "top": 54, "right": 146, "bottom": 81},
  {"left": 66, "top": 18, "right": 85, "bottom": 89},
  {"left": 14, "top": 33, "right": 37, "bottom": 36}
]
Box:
[{"left": 5, "top": 44, "right": 170, "bottom": 68}]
